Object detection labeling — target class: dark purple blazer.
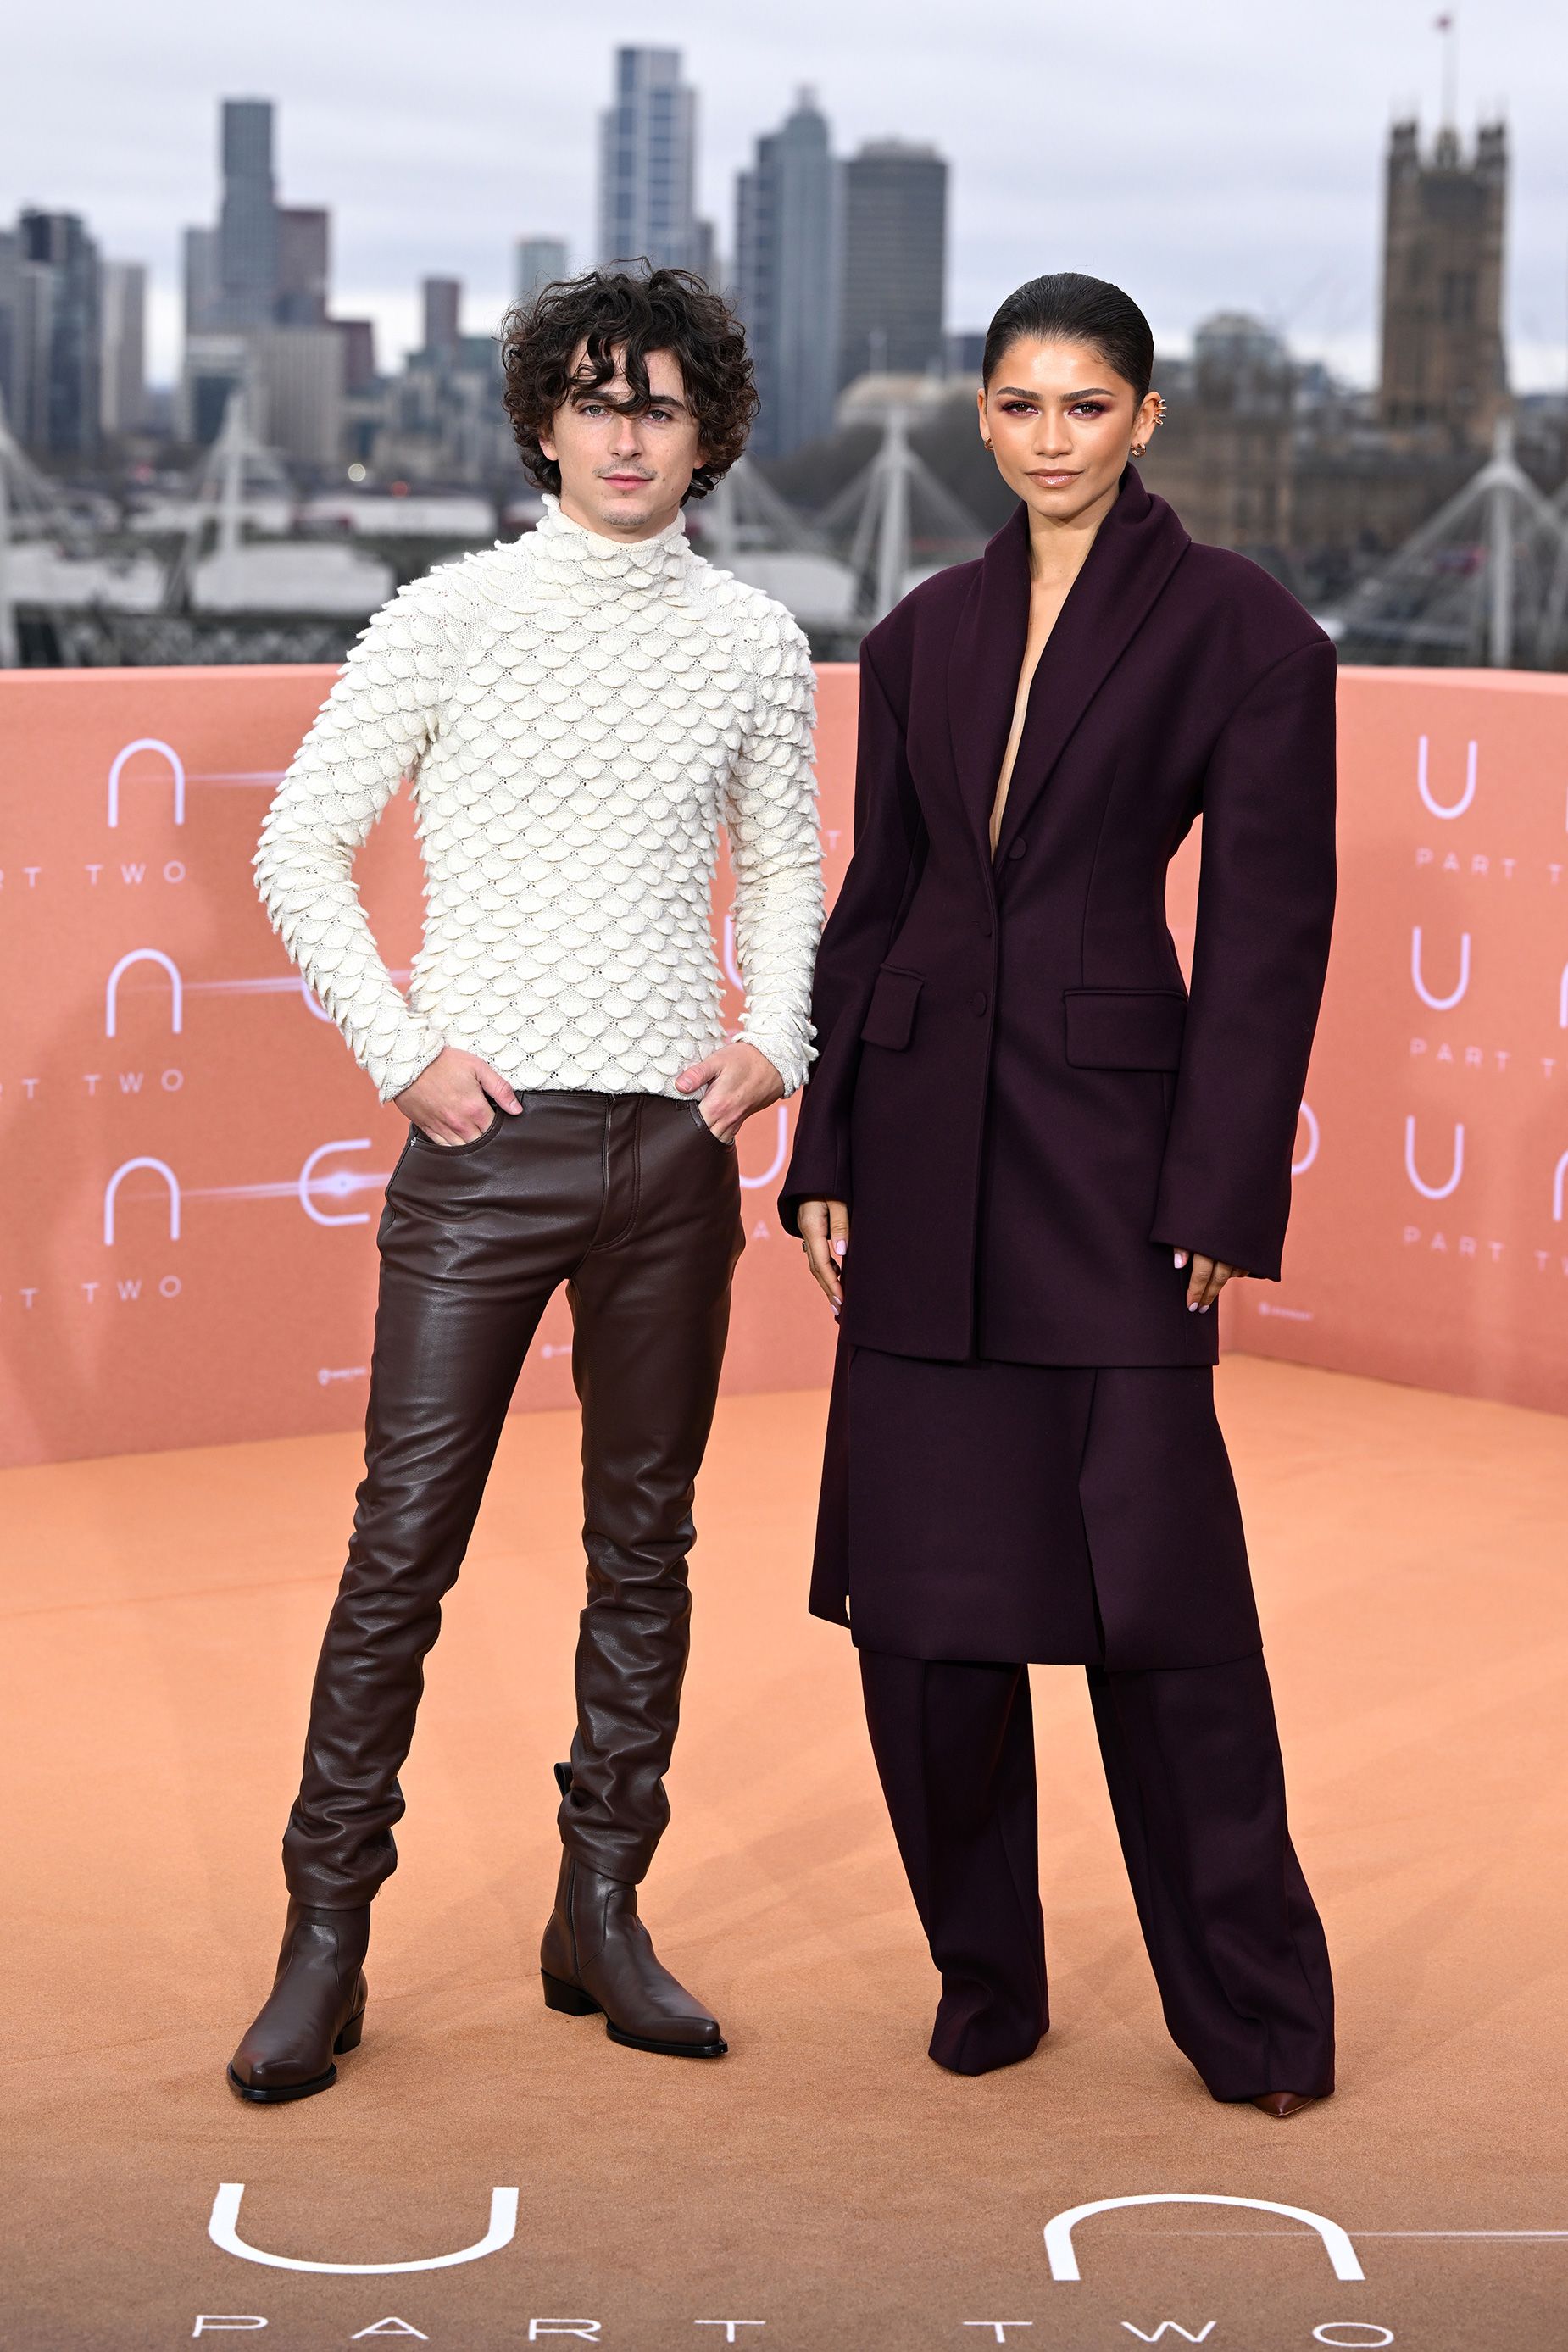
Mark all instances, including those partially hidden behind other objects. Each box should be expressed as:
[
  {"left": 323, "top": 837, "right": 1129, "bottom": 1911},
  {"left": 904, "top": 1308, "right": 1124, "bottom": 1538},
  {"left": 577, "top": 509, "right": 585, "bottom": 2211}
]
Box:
[{"left": 779, "top": 469, "right": 1337, "bottom": 1368}]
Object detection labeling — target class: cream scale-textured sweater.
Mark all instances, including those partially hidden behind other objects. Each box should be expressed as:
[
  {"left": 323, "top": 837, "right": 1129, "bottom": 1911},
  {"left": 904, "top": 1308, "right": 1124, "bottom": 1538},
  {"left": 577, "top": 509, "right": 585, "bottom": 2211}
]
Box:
[{"left": 253, "top": 494, "right": 822, "bottom": 1104}]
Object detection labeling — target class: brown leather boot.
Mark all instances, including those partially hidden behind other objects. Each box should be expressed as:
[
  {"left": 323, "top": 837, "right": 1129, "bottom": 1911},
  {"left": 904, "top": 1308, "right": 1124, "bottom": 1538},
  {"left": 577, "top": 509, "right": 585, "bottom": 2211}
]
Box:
[
  {"left": 228, "top": 1899, "right": 370, "bottom": 2102},
  {"left": 540, "top": 1847, "right": 726, "bottom": 2059}
]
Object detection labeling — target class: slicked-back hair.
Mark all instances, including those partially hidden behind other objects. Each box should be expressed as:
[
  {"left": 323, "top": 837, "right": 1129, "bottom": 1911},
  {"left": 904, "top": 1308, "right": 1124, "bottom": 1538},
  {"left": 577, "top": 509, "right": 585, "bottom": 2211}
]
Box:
[
  {"left": 982, "top": 272, "right": 1154, "bottom": 404},
  {"left": 499, "top": 264, "right": 759, "bottom": 503}
]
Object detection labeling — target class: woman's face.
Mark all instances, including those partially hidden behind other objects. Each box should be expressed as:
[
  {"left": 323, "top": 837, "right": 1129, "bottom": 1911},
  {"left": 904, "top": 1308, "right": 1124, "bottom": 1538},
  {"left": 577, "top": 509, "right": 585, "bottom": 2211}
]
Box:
[{"left": 977, "top": 336, "right": 1162, "bottom": 526}]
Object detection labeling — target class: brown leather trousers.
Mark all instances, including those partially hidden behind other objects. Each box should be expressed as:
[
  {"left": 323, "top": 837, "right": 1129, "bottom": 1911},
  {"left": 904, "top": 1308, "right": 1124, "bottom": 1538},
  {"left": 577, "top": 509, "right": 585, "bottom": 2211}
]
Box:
[{"left": 281, "top": 1091, "right": 744, "bottom": 1908}]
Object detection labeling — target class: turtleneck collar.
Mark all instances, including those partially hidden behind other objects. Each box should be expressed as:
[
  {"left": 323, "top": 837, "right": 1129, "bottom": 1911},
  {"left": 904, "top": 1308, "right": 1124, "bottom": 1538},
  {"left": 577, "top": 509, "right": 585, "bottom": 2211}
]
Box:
[{"left": 529, "top": 492, "right": 691, "bottom": 603}]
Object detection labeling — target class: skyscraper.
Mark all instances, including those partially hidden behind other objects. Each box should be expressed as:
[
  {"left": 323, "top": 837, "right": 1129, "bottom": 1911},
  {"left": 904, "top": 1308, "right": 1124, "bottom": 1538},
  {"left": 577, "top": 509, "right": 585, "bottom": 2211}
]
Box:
[
  {"left": 735, "top": 90, "right": 842, "bottom": 459},
  {"left": 16, "top": 209, "right": 102, "bottom": 453},
  {"left": 183, "top": 225, "right": 220, "bottom": 334},
  {"left": 837, "top": 141, "right": 948, "bottom": 392},
  {"left": 100, "top": 259, "right": 147, "bottom": 437},
  {"left": 422, "top": 277, "right": 463, "bottom": 358},
  {"left": 1378, "top": 118, "right": 1508, "bottom": 451},
  {"left": 277, "top": 208, "right": 331, "bottom": 326},
  {"left": 334, "top": 317, "right": 378, "bottom": 394},
  {"left": 217, "top": 98, "right": 280, "bottom": 329},
  {"left": 0, "top": 227, "right": 52, "bottom": 446},
  {"left": 515, "top": 237, "right": 570, "bottom": 304},
  {"left": 598, "top": 47, "right": 702, "bottom": 272}
]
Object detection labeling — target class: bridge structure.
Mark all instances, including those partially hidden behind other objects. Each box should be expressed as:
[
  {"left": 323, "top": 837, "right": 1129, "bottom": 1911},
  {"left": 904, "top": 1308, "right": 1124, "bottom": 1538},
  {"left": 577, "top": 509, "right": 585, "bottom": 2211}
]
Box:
[{"left": 1331, "top": 410, "right": 1568, "bottom": 669}]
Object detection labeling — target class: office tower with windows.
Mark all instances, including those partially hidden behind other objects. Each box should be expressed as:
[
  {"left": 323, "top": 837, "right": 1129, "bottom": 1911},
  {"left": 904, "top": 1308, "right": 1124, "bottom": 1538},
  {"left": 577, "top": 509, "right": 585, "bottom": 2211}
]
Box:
[
  {"left": 217, "top": 97, "right": 280, "bottom": 329},
  {"left": 837, "top": 140, "right": 948, "bottom": 391},
  {"left": 423, "top": 276, "right": 463, "bottom": 359},
  {"left": 183, "top": 225, "right": 220, "bottom": 334},
  {"left": 735, "top": 90, "right": 841, "bottom": 459},
  {"left": 0, "top": 228, "right": 50, "bottom": 445},
  {"left": 598, "top": 47, "right": 702, "bottom": 272},
  {"left": 515, "top": 238, "right": 570, "bottom": 303},
  {"left": 14, "top": 209, "right": 102, "bottom": 454},
  {"left": 277, "top": 208, "right": 331, "bottom": 326},
  {"left": 100, "top": 259, "right": 147, "bottom": 437},
  {"left": 334, "top": 318, "right": 377, "bottom": 393}
]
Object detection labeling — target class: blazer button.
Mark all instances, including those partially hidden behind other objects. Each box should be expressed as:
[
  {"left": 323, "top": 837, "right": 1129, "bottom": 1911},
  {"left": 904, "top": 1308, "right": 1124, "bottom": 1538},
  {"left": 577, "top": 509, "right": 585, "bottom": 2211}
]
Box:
[
  {"left": 1008, "top": 837, "right": 1026, "bottom": 859},
  {"left": 973, "top": 990, "right": 989, "bottom": 1015}
]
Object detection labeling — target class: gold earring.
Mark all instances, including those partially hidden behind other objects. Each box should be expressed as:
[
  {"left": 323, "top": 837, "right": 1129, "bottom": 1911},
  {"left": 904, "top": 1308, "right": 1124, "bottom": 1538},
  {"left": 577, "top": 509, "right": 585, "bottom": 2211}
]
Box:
[{"left": 1131, "top": 442, "right": 1147, "bottom": 457}]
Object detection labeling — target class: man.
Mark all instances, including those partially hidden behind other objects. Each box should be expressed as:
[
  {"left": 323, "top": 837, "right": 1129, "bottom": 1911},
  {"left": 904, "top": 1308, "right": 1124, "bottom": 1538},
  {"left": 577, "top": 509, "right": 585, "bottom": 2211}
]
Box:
[{"left": 229, "top": 266, "right": 820, "bottom": 2099}]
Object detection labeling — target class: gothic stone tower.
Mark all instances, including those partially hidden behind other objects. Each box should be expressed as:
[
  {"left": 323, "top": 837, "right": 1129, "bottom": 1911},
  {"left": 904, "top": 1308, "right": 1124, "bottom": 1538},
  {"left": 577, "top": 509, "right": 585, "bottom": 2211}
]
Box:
[{"left": 1379, "top": 118, "right": 1508, "bottom": 451}]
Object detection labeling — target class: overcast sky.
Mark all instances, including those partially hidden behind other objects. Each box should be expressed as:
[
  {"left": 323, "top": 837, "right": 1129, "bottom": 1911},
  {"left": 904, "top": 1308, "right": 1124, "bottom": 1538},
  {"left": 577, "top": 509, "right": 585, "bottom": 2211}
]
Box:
[{"left": 4, "top": 0, "right": 1565, "bottom": 392}]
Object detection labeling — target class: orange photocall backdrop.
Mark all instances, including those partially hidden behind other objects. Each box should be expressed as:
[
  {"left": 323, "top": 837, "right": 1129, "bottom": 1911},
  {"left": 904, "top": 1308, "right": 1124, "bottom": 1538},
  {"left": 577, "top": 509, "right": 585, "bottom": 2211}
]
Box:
[{"left": 2, "top": 661, "right": 1565, "bottom": 1469}]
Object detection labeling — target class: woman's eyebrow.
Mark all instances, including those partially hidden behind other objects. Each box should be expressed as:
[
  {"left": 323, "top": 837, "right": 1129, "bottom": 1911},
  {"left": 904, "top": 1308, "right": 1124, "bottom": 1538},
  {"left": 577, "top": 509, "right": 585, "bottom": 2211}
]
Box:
[{"left": 993, "top": 383, "right": 1117, "bottom": 401}]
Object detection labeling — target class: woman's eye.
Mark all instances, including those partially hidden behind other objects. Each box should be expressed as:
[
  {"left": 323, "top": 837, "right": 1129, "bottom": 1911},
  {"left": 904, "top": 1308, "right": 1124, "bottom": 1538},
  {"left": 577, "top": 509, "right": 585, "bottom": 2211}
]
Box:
[
  {"left": 1070, "top": 402, "right": 1109, "bottom": 417},
  {"left": 999, "top": 401, "right": 1033, "bottom": 415}
]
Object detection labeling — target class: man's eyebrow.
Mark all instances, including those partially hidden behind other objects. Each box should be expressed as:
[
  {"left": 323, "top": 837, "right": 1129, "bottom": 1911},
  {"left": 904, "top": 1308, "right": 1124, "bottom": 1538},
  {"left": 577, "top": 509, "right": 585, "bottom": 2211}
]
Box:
[{"left": 568, "top": 381, "right": 692, "bottom": 412}]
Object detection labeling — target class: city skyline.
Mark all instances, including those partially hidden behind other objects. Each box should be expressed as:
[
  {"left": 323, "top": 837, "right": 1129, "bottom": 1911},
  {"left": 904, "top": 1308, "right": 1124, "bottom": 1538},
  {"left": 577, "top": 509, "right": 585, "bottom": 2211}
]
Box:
[{"left": 3, "top": 1, "right": 1565, "bottom": 396}]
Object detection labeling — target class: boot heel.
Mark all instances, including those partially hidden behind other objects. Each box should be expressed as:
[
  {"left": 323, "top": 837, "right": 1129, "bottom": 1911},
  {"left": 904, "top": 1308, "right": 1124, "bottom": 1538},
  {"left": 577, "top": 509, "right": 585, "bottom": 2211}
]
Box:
[
  {"left": 542, "top": 1970, "right": 600, "bottom": 2018},
  {"left": 333, "top": 2008, "right": 366, "bottom": 2055}
]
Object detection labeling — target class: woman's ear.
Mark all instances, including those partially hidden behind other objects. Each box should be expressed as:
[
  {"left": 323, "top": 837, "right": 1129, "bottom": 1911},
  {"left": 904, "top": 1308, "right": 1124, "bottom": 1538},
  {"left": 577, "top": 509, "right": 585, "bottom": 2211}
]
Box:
[{"left": 976, "top": 386, "right": 993, "bottom": 453}]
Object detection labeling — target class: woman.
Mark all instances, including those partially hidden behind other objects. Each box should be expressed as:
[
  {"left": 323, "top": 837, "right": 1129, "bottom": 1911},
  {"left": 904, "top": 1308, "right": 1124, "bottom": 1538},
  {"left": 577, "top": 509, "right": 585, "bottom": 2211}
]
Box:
[{"left": 781, "top": 274, "right": 1337, "bottom": 2118}]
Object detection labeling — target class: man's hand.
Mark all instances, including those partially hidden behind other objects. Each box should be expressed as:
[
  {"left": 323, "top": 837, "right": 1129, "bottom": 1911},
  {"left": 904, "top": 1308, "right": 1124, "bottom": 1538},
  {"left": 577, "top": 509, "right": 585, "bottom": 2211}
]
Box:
[
  {"left": 1173, "top": 1248, "right": 1247, "bottom": 1313},
  {"left": 396, "top": 1047, "right": 521, "bottom": 1146},
  {"left": 798, "top": 1198, "right": 849, "bottom": 1314},
  {"left": 676, "top": 1040, "right": 783, "bottom": 1142}
]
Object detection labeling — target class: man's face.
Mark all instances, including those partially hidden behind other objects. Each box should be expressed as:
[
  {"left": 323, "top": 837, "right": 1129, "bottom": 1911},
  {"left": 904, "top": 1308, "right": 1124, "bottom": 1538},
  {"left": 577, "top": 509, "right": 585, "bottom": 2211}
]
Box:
[{"left": 538, "top": 342, "right": 704, "bottom": 541}]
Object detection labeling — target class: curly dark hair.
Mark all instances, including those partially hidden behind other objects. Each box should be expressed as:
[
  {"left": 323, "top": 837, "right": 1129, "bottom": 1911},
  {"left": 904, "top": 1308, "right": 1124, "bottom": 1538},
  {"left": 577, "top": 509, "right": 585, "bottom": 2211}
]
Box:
[{"left": 499, "top": 264, "right": 758, "bottom": 503}]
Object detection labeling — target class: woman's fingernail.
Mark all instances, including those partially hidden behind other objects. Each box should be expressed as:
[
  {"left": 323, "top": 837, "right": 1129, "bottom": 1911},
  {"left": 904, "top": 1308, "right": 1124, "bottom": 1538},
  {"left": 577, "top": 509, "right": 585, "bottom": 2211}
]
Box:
[
  {"left": 1173, "top": 1249, "right": 1188, "bottom": 1268},
  {"left": 832, "top": 1240, "right": 846, "bottom": 1260},
  {"left": 1187, "top": 1300, "right": 1198, "bottom": 1313}
]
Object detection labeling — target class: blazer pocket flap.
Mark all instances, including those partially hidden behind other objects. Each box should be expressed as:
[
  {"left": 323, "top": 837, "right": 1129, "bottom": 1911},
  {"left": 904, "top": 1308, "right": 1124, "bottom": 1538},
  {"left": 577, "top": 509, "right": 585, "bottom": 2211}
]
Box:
[
  {"left": 1064, "top": 987, "right": 1187, "bottom": 1070},
  {"left": 860, "top": 965, "right": 924, "bottom": 1052}
]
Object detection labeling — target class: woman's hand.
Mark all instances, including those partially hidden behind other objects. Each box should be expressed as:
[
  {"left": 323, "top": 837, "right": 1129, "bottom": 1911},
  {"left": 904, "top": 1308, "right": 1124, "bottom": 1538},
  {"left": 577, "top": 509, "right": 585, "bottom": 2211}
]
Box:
[
  {"left": 1174, "top": 1248, "right": 1246, "bottom": 1313},
  {"left": 799, "top": 1199, "right": 850, "bottom": 1315}
]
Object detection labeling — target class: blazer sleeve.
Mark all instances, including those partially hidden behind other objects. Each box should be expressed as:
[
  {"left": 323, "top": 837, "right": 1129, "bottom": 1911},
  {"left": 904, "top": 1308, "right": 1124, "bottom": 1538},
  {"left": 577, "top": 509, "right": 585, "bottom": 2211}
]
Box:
[
  {"left": 1150, "top": 637, "right": 1337, "bottom": 1282},
  {"left": 777, "top": 640, "right": 925, "bottom": 1233}
]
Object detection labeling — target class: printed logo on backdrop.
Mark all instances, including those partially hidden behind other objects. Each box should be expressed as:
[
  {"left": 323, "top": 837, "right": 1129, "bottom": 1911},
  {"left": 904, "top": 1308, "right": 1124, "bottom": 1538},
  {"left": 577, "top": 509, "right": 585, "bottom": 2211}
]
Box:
[
  {"left": 1415, "top": 735, "right": 1477, "bottom": 820},
  {"left": 1410, "top": 926, "right": 1471, "bottom": 1011},
  {"left": 101, "top": 1141, "right": 393, "bottom": 1243},
  {"left": 108, "top": 738, "right": 186, "bottom": 828}
]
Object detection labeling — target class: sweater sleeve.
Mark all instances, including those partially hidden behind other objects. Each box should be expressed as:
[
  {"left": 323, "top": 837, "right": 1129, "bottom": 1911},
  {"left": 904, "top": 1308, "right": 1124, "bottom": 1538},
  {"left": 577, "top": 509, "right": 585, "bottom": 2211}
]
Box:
[
  {"left": 253, "top": 580, "right": 453, "bottom": 1103},
  {"left": 721, "top": 606, "right": 824, "bottom": 1098}
]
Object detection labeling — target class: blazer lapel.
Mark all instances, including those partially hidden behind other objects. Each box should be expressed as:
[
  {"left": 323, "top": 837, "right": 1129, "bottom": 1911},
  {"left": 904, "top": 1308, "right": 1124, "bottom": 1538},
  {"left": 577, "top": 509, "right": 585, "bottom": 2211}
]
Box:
[
  {"left": 991, "top": 469, "right": 1192, "bottom": 864},
  {"left": 946, "top": 504, "right": 1031, "bottom": 859}
]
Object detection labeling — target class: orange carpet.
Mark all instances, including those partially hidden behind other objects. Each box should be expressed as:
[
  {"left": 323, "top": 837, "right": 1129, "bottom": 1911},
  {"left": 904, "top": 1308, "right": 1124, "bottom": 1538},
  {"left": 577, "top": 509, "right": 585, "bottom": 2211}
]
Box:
[{"left": 6, "top": 1359, "right": 1568, "bottom": 2350}]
